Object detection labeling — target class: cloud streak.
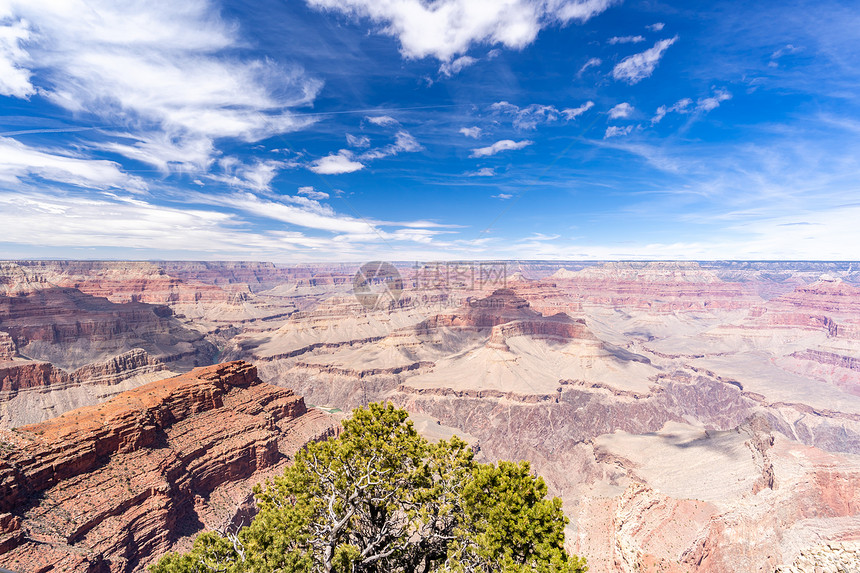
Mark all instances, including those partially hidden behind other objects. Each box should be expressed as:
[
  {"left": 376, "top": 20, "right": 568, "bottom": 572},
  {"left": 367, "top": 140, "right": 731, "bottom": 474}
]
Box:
[
  {"left": 470, "top": 139, "right": 533, "bottom": 157},
  {"left": 0, "top": 137, "right": 146, "bottom": 191},
  {"left": 612, "top": 36, "right": 678, "bottom": 84}
]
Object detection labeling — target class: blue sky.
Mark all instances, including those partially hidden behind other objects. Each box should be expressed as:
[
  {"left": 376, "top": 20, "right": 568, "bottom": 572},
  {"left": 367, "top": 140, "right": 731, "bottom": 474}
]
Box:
[{"left": 1, "top": 0, "right": 859, "bottom": 261}]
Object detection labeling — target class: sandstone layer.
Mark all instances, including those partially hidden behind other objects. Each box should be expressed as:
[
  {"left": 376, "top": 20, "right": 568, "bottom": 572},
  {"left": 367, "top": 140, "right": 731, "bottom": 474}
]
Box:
[{"left": 0, "top": 361, "right": 336, "bottom": 573}]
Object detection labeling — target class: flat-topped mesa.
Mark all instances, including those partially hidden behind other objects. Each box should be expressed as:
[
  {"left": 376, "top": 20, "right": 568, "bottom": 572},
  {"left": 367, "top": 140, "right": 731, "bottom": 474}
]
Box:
[
  {"left": 0, "top": 361, "right": 334, "bottom": 572},
  {"left": 770, "top": 279, "right": 860, "bottom": 316},
  {"left": 417, "top": 289, "right": 541, "bottom": 332},
  {"left": 487, "top": 313, "right": 597, "bottom": 350}
]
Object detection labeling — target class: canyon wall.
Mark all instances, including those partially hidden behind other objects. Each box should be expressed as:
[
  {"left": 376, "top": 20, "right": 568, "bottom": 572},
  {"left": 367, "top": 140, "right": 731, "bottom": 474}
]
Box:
[{"left": 0, "top": 361, "right": 336, "bottom": 573}]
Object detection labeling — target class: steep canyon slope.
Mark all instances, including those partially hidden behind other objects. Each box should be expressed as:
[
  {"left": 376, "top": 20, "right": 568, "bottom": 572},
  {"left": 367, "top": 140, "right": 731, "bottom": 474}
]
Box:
[{"left": 0, "top": 361, "right": 336, "bottom": 572}]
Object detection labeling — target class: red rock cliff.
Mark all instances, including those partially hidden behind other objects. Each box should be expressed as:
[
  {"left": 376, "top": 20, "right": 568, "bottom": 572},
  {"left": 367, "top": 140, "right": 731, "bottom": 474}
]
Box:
[{"left": 0, "top": 361, "right": 336, "bottom": 573}]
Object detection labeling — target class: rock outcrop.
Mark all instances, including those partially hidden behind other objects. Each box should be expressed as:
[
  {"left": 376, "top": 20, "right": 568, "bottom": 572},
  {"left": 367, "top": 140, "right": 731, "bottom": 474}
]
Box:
[
  {"left": 0, "top": 332, "right": 17, "bottom": 361},
  {"left": 0, "top": 361, "right": 336, "bottom": 572},
  {"left": 0, "top": 350, "right": 166, "bottom": 398}
]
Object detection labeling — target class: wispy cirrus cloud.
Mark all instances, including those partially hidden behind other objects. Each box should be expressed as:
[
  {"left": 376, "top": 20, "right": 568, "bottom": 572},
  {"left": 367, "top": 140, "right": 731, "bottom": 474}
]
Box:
[
  {"left": 346, "top": 133, "right": 371, "bottom": 148},
  {"left": 439, "top": 55, "right": 477, "bottom": 77},
  {"left": 365, "top": 115, "right": 399, "bottom": 127},
  {"left": 608, "top": 35, "right": 644, "bottom": 44},
  {"left": 697, "top": 90, "right": 732, "bottom": 111},
  {"left": 1, "top": 0, "right": 322, "bottom": 173},
  {"left": 612, "top": 36, "right": 678, "bottom": 84},
  {"left": 490, "top": 101, "right": 559, "bottom": 130},
  {"left": 769, "top": 44, "right": 802, "bottom": 67},
  {"left": 359, "top": 131, "right": 422, "bottom": 160},
  {"left": 577, "top": 57, "right": 602, "bottom": 76},
  {"left": 604, "top": 125, "right": 634, "bottom": 138},
  {"left": 470, "top": 139, "right": 533, "bottom": 157},
  {"left": 562, "top": 101, "right": 595, "bottom": 120},
  {"left": 651, "top": 90, "right": 730, "bottom": 123},
  {"left": 298, "top": 186, "right": 329, "bottom": 200},
  {"left": 208, "top": 158, "right": 284, "bottom": 192},
  {"left": 467, "top": 167, "right": 495, "bottom": 177},
  {"left": 0, "top": 136, "right": 147, "bottom": 191}
]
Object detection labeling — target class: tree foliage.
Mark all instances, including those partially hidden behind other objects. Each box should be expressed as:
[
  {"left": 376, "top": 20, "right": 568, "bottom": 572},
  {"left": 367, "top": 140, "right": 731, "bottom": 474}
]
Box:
[{"left": 151, "top": 402, "right": 587, "bottom": 573}]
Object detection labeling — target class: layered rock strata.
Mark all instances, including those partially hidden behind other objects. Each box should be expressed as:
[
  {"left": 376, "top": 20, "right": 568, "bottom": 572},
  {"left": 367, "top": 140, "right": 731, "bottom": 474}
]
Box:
[{"left": 0, "top": 361, "right": 336, "bottom": 573}]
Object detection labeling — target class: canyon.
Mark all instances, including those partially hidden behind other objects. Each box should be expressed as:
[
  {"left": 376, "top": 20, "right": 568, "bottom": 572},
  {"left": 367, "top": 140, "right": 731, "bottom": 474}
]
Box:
[{"left": 2, "top": 259, "right": 860, "bottom": 572}]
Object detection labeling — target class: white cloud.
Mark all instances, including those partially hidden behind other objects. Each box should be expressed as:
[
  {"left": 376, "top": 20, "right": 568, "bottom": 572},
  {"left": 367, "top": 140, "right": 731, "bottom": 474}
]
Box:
[
  {"left": 0, "top": 0, "right": 322, "bottom": 171},
  {"left": 346, "top": 133, "right": 371, "bottom": 148},
  {"left": 608, "top": 35, "right": 644, "bottom": 44},
  {"left": 365, "top": 115, "right": 399, "bottom": 127},
  {"left": 439, "top": 55, "right": 477, "bottom": 77},
  {"left": 467, "top": 167, "right": 495, "bottom": 177},
  {"left": 490, "top": 101, "right": 559, "bottom": 130},
  {"left": 646, "top": 22, "right": 665, "bottom": 32},
  {"left": 520, "top": 232, "right": 560, "bottom": 242},
  {"left": 359, "top": 130, "right": 422, "bottom": 160},
  {"left": 309, "top": 150, "right": 365, "bottom": 174},
  {"left": 770, "top": 43, "right": 802, "bottom": 65},
  {"left": 470, "top": 139, "right": 533, "bottom": 157},
  {"left": 0, "top": 17, "right": 34, "bottom": 97},
  {"left": 650, "top": 98, "right": 692, "bottom": 124},
  {"left": 305, "top": 0, "right": 618, "bottom": 62},
  {"left": 99, "top": 134, "right": 215, "bottom": 173},
  {"left": 651, "top": 91, "right": 729, "bottom": 124},
  {"left": 0, "top": 190, "right": 358, "bottom": 257},
  {"left": 612, "top": 36, "right": 678, "bottom": 84},
  {"left": 202, "top": 191, "right": 378, "bottom": 234},
  {"left": 604, "top": 125, "right": 633, "bottom": 138},
  {"left": 209, "top": 158, "right": 283, "bottom": 191},
  {"left": 562, "top": 101, "right": 595, "bottom": 120},
  {"left": 459, "top": 126, "right": 483, "bottom": 138},
  {"left": 608, "top": 102, "right": 633, "bottom": 119},
  {"left": 577, "top": 57, "right": 602, "bottom": 76},
  {"left": 298, "top": 186, "right": 330, "bottom": 200},
  {"left": 492, "top": 193, "right": 513, "bottom": 200},
  {"left": 0, "top": 136, "right": 146, "bottom": 191},
  {"left": 697, "top": 90, "right": 732, "bottom": 112}
]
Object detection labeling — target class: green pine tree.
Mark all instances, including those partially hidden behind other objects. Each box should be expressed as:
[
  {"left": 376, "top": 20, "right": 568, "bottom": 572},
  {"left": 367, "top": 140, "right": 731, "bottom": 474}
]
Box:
[{"left": 151, "top": 402, "right": 587, "bottom": 573}]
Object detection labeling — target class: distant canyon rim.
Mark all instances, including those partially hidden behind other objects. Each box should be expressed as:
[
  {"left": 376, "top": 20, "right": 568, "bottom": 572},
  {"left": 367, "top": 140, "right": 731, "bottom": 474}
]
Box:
[{"left": 2, "top": 259, "right": 860, "bottom": 572}]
